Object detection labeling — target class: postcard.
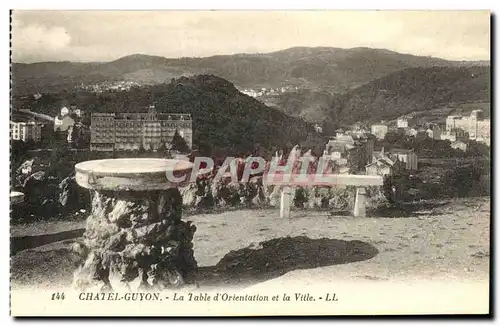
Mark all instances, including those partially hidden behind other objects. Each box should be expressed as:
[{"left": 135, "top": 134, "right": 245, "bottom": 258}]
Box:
[{"left": 9, "top": 10, "right": 491, "bottom": 317}]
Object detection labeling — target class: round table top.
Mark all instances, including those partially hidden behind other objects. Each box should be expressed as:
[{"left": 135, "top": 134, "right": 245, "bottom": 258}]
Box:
[
  {"left": 75, "top": 158, "right": 194, "bottom": 191},
  {"left": 75, "top": 158, "right": 192, "bottom": 176},
  {"left": 10, "top": 191, "right": 25, "bottom": 205}
]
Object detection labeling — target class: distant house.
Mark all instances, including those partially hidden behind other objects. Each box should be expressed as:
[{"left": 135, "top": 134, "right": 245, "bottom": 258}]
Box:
[
  {"left": 325, "top": 135, "right": 373, "bottom": 173},
  {"left": 366, "top": 156, "right": 399, "bottom": 176},
  {"left": 325, "top": 142, "right": 347, "bottom": 156},
  {"left": 347, "top": 129, "right": 368, "bottom": 139},
  {"left": 451, "top": 141, "right": 468, "bottom": 152},
  {"left": 397, "top": 116, "right": 416, "bottom": 129},
  {"left": 338, "top": 166, "right": 350, "bottom": 175},
  {"left": 403, "top": 128, "right": 418, "bottom": 137},
  {"left": 475, "top": 137, "right": 491, "bottom": 147},
  {"left": 367, "top": 148, "right": 402, "bottom": 176},
  {"left": 325, "top": 136, "right": 354, "bottom": 156},
  {"left": 10, "top": 121, "right": 42, "bottom": 142},
  {"left": 445, "top": 110, "right": 490, "bottom": 141},
  {"left": 327, "top": 151, "right": 342, "bottom": 161},
  {"left": 329, "top": 135, "right": 354, "bottom": 146},
  {"left": 397, "top": 118, "right": 409, "bottom": 129},
  {"left": 441, "top": 128, "right": 469, "bottom": 142},
  {"left": 389, "top": 148, "right": 418, "bottom": 171},
  {"left": 371, "top": 124, "right": 388, "bottom": 140},
  {"left": 426, "top": 127, "right": 442, "bottom": 140}
]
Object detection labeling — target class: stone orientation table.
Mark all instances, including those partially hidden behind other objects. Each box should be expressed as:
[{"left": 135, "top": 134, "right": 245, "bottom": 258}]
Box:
[{"left": 73, "top": 158, "right": 196, "bottom": 292}]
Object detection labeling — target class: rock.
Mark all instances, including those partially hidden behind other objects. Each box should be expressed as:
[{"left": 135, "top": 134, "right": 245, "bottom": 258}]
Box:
[
  {"left": 129, "top": 221, "right": 170, "bottom": 244},
  {"left": 249, "top": 176, "right": 263, "bottom": 186},
  {"left": 262, "top": 185, "right": 273, "bottom": 203},
  {"left": 365, "top": 186, "right": 389, "bottom": 211},
  {"left": 74, "top": 189, "right": 197, "bottom": 292},
  {"left": 181, "top": 180, "right": 213, "bottom": 209},
  {"left": 108, "top": 200, "right": 136, "bottom": 224},
  {"left": 211, "top": 180, "right": 242, "bottom": 207},
  {"left": 15, "top": 158, "right": 43, "bottom": 187},
  {"left": 58, "top": 189, "right": 69, "bottom": 207},
  {"left": 268, "top": 186, "right": 282, "bottom": 207},
  {"left": 251, "top": 187, "right": 266, "bottom": 206},
  {"left": 73, "top": 251, "right": 109, "bottom": 292},
  {"left": 180, "top": 183, "right": 198, "bottom": 207},
  {"left": 308, "top": 196, "right": 323, "bottom": 209},
  {"left": 16, "top": 158, "right": 36, "bottom": 175},
  {"left": 58, "top": 176, "right": 75, "bottom": 207},
  {"left": 22, "top": 171, "right": 46, "bottom": 188},
  {"left": 72, "top": 242, "right": 89, "bottom": 259},
  {"left": 103, "top": 231, "right": 127, "bottom": 252},
  {"left": 20, "top": 170, "right": 61, "bottom": 215},
  {"left": 294, "top": 187, "right": 308, "bottom": 208}
]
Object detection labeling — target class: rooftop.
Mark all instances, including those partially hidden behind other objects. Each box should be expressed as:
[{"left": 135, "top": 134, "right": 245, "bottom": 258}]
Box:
[
  {"left": 389, "top": 148, "right": 415, "bottom": 154},
  {"left": 91, "top": 112, "right": 192, "bottom": 120}
]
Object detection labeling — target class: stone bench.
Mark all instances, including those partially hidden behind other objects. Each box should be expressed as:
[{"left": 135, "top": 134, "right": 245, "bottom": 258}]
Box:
[{"left": 264, "top": 174, "right": 384, "bottom": 218}]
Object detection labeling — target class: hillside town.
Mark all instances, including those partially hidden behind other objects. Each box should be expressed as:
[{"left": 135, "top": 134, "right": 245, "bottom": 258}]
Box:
[
  {"left": 10, "top": 99, "right": 491, "bottom": 217},
  {"left": 75, "top": 80, "right": 142, "bottom": 93},
  {"left": 10, "top": 102, "right": 490, "bottom": 178},
  {"left": 239, "top": 85, "right": 300, "bottom": 98}
]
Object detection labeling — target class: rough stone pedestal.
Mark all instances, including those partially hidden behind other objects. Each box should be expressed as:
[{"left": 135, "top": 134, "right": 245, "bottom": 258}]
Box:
[
  {"left": 73, "top": 158, "right": 196, "bottom": 292},
  {"left": 353, "top": 187, "right": 367, "bottom": 217}
]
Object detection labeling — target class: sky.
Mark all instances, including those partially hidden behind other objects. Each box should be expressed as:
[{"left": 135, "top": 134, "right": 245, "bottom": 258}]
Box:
[{"left": 11, "top": 10, "right": 491, "bottom": 63}]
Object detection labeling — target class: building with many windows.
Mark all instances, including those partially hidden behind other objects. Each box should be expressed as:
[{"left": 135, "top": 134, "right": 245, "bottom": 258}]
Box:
[
  {"left": 10, "top": 121, "right": 42, "bottom": 142},
  {"left": 389, "top": 148, "right": 418, "bottom": 171},
  {"left": 90, "top": 106, "right": 193, "bottom": 152},
  {"left": 445, "top": 109, "right": 490, "bottom": 145},
  {"left": 441, "top": 128, "right": 469, "bottom": 143},
  {"left": 451, "top": 141, "right": 468, "bottom": 152},
  {"left": 426, "top": 126, "right": 442, "bottom": 140}
]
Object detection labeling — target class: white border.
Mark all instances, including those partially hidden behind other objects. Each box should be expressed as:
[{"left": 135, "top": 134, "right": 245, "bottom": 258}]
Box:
[
  {"left": 3, "top": 1, "right": 498, "bottom": 10},
  {"left": 2, "top": 1, "right": 497, "bottom": 325}
]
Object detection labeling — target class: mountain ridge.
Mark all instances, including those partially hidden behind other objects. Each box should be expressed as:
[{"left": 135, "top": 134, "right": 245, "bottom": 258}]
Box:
[
  {"left": 13, "top": 74, "right": 324, "bottom": 156},
  {"left": 12, "top": 46, "right": 490, "bottom": 96},
  {"left": 322, "top": 65, "right": 490, "bottom": 128},
  {"left": 12, "top": 46, "right": 490, "bottom": 65}
]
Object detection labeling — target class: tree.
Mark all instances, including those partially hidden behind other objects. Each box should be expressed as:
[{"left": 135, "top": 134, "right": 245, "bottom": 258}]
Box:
[
  {"left": 46, "top": 139, "right": 72, "bottom": 179},
  {"left": 466, "top": 141, "right": 490, "bottom": 158},
  {"left": 68, "top": 126, "right": 80, "bottom": 148},
  {"left": 10, "top": 140, "right": 28, "bottom": 173},
  {"left": 156, "top": 142, "right": 167, "bottom": 157},
  {"left": 138, "top": 143, "right": 146, "bottom": 157},
  {"left": 321, "top": 116, "right": 338, "bottom": 137},
  {"left": 171, "top": 130, "right": 190, "bottom": 153},
  {"left": 76, "top": 128, "right": 90, "bottom": 149}
]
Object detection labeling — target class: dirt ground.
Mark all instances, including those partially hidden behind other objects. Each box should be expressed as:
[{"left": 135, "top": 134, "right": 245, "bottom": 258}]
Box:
[{"left": 10, "top": 196, "right": 490, "bottom": 291}]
